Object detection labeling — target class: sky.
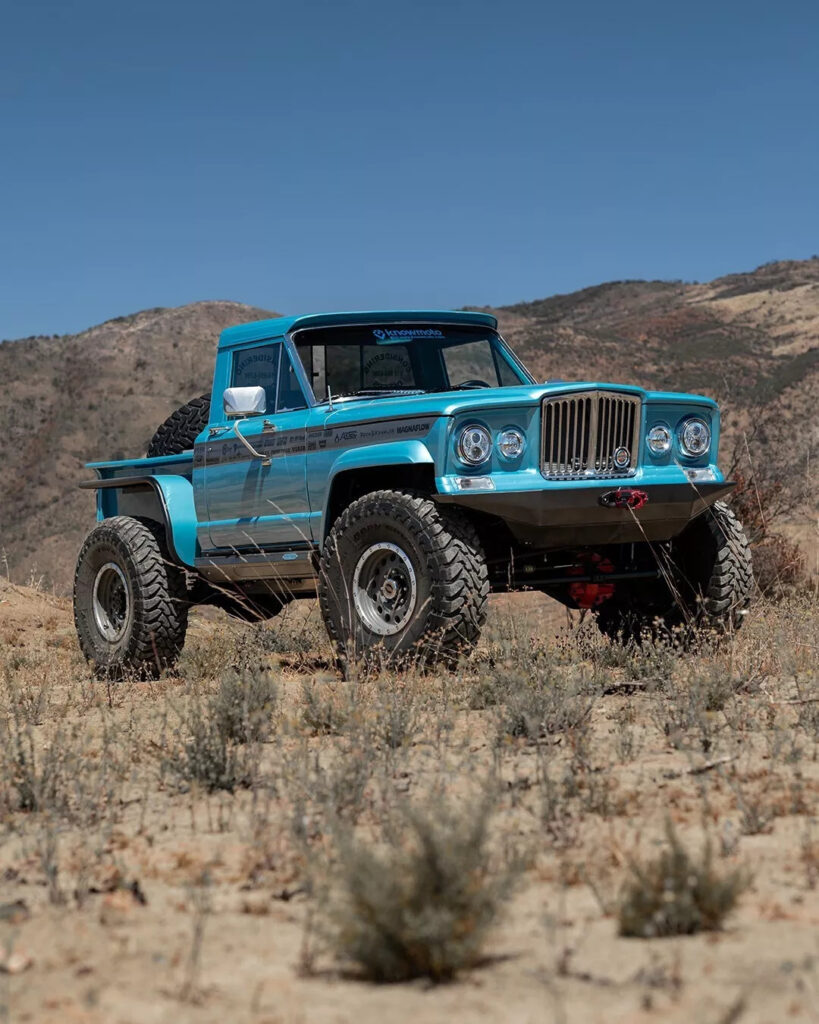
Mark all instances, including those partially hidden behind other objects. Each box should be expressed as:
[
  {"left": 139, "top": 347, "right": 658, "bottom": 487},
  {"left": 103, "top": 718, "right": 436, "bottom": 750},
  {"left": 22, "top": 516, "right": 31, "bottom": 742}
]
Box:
[{"left": 1, "top": 0, "right": 818, "bottom": 339}]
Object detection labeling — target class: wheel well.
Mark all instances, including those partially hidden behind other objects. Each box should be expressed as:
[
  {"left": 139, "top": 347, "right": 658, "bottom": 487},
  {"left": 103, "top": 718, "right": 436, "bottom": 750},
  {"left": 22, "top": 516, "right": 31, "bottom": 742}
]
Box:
[
  {"left": 97, "top": 484, "right": 182, "bottom": 564},
  {"left": 113, "top": 485, "right": 167, "bottom": 531},
  {"left": 323, "top": 464, "right": 436, "bottom": 538}
]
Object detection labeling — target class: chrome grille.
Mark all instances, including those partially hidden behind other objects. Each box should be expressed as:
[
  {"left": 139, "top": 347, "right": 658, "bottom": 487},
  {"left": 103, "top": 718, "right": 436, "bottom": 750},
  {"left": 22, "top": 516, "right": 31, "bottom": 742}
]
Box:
[{"left": 541, "top": 391, "right": 642, "bottom": 479}]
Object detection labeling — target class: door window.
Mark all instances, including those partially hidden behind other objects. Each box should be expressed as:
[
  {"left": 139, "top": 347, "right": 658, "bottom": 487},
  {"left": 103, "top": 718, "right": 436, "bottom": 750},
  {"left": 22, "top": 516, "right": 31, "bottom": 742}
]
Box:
[
  {"left": 232, "top": 344, "right": 281, "bottom": 415},
  {"left": 277, "top": 351, "right": 308, "bottom": 412}
]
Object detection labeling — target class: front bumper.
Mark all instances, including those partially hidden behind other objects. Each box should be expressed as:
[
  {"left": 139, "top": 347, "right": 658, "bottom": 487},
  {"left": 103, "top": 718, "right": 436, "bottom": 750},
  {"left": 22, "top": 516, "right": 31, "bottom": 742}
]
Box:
[{"left": 435, "top": 479, "right": 734, "bottom": 546}]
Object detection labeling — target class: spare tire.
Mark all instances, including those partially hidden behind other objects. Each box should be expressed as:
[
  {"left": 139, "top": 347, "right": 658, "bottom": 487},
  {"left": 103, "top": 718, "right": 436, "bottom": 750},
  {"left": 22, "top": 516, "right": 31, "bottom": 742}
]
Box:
[{"left": 147, "top": 394, "right": 211, "bottom": 457}]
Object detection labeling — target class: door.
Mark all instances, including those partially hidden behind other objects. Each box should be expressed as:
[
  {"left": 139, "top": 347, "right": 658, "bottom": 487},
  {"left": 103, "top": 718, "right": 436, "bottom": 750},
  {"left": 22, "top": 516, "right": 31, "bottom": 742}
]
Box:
[{"left": 199, "top": 341, "right": 312, "bottom": 551}]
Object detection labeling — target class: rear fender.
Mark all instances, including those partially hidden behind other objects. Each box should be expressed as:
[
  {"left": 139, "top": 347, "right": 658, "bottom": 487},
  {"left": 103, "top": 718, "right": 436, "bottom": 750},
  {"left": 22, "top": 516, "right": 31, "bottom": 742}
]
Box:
[{"left": 80, "top": 474, "right": 198, "bottom": 567}]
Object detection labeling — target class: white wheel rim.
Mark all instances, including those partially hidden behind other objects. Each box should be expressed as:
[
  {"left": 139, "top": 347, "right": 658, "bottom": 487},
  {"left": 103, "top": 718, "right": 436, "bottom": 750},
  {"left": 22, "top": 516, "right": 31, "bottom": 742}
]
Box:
[
  {"left": 92, "top": 562, "right": 130, "bottom": 642},
  {"left": 352, "top": 542, "right": 417, "bottom": 637}
]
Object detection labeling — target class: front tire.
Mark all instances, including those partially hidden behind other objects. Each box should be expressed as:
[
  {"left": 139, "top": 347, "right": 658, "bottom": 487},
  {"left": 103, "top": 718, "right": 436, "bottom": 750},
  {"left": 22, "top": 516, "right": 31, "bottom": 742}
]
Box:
[
  {"left": 596, "top": 501, "right": 753, "bottom": 643},
  {"left": 74, "top": 516, "right": 188, "bottom": 677},
  {"left": 318, "top": 491, "right": 489, "bottom": 667}
]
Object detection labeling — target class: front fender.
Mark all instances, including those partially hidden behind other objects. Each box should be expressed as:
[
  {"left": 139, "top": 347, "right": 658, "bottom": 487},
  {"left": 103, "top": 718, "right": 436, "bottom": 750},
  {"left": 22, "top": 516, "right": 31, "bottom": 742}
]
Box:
[{"left": 320, "top": 440, "right": 434, "bottom": 539}]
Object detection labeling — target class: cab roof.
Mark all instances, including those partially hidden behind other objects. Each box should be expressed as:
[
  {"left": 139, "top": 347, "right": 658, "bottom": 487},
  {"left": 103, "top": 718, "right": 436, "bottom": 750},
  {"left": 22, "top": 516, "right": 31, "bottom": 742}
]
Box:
[{"left": 217, "top": 310, "right": 499, "bottom": 349}]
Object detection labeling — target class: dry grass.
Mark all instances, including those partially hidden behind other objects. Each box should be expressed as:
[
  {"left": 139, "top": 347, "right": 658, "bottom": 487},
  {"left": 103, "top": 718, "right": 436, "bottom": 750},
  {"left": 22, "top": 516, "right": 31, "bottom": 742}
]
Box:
[{"left": 0, "top": 581, "right": 817, "bottom": 1022}]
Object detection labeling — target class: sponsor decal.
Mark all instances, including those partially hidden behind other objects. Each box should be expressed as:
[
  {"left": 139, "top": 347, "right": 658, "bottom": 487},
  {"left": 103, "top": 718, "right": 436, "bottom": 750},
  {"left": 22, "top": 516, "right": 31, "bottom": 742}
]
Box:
[
  {"left": 201, "top": 417, "right": 436, "bottom": 466},
  {"left": 362, "top": 347, "right": 414, "bottom": 388},
  {"left": 372, "top": 327, "right": 444, "bottom": 340},
  {"left": 233, "top": 345, "right": 280, "bottom": 392}
]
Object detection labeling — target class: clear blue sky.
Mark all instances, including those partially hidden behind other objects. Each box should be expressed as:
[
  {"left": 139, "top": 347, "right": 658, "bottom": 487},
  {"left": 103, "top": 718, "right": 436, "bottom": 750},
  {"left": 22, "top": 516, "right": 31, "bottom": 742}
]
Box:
[{"left": 1, "top": 0, "right": 818, "bottom": 339}]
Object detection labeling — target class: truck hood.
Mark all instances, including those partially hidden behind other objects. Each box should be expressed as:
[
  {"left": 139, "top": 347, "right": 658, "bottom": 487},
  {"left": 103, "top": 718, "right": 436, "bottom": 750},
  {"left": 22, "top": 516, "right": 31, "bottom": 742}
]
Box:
[{"left": 316, "top": 382, "right": 715, "bottom": 426}]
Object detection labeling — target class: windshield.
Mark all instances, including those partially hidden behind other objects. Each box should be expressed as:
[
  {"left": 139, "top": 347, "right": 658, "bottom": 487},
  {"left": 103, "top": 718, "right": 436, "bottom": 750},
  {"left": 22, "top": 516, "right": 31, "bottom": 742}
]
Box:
[{"left": 292, "top": 323, "right": 531, "bottom": 402}]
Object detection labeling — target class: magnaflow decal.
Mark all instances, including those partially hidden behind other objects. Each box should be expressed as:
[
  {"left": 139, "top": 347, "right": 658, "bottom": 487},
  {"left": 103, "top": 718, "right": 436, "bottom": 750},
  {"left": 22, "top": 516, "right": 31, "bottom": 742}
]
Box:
[{"left": 195, "top": 416, "right": 437, "bottom": 468}]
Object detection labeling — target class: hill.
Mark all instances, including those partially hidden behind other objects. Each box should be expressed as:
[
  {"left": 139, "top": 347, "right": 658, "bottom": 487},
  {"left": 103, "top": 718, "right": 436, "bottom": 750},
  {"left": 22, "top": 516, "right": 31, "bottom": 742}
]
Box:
[
  {"left": 1, "top": 260, "right": 817, "bottom": 592},
  {"left": 0, "top": 301, "right": 277, "bottom": 590}
]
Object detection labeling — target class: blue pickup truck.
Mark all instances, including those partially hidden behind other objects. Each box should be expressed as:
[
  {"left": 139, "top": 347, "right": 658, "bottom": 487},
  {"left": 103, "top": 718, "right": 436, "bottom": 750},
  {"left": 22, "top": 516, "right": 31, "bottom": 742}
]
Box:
[{"left": 73, "top": 310, "right": 752, "bottom": 676}]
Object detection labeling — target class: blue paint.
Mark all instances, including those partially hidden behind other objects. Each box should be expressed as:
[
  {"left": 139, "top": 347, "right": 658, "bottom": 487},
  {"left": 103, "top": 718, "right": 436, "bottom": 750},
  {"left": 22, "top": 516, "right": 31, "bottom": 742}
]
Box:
[{"left": 82, "top": 310, "right": 727, "bottom": 568}]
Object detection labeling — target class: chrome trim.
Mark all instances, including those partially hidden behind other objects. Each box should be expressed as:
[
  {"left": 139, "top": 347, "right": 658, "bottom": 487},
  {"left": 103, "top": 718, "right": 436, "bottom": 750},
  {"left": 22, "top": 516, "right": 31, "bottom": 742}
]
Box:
[{"left": 541, "top": 391, "right": 642, "bottom": 479}]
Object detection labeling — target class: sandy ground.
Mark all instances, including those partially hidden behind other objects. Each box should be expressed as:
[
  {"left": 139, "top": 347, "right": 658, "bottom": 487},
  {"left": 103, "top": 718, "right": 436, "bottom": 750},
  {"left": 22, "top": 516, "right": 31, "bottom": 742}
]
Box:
[{"left": 0, "top": 579, "right": 817, "bottom": 1024}]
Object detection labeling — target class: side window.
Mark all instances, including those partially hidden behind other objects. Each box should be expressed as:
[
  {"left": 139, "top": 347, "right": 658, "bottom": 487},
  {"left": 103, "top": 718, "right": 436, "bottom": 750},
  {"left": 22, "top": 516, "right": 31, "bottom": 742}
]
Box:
[
  {"left": 442, "top": 340, "right": 499, "bottom": 386},
  {"left": 277, "top": 351, "right": 308, "bottom": 412},
  {"left": 232, "top": 344, "right": 281, "bottom": 415},
  {"left": 497, "top": 353, "right": 522, "bottom": 387}
]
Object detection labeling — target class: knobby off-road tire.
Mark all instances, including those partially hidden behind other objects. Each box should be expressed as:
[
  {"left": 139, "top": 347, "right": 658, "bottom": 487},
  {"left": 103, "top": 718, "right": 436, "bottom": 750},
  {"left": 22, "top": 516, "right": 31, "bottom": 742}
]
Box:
[
  {"left": 74, "top": 516, "right": 188, "bottom": 678},
  {"left": 146, "top": 394, "right": 211, "bottom": 457},
  {"left": 318, "top": 490, "right": 489, "bottom": 668},
  {"left": 597, "top": 501, "right": 753, "bottom": 644}
]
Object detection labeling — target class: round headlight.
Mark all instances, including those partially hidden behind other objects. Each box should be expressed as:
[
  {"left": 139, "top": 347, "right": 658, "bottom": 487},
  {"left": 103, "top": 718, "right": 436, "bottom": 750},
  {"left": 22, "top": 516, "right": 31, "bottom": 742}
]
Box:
[
  {"left": 680, "top": 418, "right": 711, "bottom": 457},
  {"left": 456, "top": 424, "right": 492, "bottom": 466},
  {"left": 497, "top": 427, "right": 525, "bottom": 460},
  {"left": 647, "top": 424, "right": 672, "bottom": 455}
]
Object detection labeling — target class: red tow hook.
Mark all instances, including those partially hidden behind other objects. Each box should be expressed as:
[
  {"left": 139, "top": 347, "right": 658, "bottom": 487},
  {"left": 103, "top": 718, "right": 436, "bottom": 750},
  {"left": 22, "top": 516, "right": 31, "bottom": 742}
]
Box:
[{"left": 599, "top": 488, "right": 649, "bottom": 510}]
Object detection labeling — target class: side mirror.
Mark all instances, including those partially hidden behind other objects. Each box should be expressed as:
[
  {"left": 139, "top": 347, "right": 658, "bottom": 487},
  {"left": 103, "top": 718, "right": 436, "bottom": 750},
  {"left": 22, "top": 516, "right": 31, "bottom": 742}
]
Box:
[{"left": 223, "top": 386, "right": 266, "bottom": 418}]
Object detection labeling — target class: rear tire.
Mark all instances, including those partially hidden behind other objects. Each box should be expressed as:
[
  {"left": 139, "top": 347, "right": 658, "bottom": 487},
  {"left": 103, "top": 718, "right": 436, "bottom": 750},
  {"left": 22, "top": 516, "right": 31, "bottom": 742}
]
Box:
[
  {"left": 318, "top": 490, "right": 489, "bottom": 668},
  {"left": 596, "top": 501, "right": 753, "bottom": 644},
  {"left": 74, "top": 516, "right": 188, "bottom": 678},
  {"left": 147, "top": 394, "right": 211, "bottom": 457}
]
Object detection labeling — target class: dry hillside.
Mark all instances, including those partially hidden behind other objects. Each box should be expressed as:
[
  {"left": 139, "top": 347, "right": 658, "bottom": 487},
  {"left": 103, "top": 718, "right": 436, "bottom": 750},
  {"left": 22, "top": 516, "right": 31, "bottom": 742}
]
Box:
[
  {"left": 1, "top": 259, "right": 817, "bottom": 591},
  {"left": 0, "top": 301, "right": 277, "bottom": 589}
]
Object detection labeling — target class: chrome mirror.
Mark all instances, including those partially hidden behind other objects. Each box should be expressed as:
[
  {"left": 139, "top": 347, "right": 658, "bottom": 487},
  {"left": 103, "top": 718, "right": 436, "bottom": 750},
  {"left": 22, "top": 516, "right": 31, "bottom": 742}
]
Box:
[{"left": 223, "top": 386, "right": 266, "bottom": 418}]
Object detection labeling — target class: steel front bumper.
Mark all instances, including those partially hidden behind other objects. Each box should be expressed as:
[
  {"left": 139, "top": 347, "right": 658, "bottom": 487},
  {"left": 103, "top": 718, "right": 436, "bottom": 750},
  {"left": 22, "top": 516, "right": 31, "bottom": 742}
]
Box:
[{"left": 435, "top": 480, "right": 735, "bottom": 546}]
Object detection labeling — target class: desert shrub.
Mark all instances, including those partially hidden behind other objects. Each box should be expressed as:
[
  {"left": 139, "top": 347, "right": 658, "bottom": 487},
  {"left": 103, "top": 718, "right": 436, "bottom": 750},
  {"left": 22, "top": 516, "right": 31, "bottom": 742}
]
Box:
[
  {"left": 1, "top": 651, "right": 53, "bottom": 725},
  {"left": 498, "top": 669, "right": 594, "bottom": 743},
  {"left": 164, "top": 676, "right": 273, "bottom": 792},
  {"left": 212, "top": 669, "right": 278, "bottom": 744},
  {"left": 0, "top": 715, "right": 67, "bottom": 813},
  {"left": 325, "top": 795, "right": 516, "bottom": 982},
  {"left": 0, "top": 712, "right": 124, "bottom": 824},
  {"left": 751, "top": 534, "right": 806, "bottom": 598},
  {"left": 618, "top": 820, "right": 749, "bottom": 937},
  {"left": 725, "top": 413, "right": 809, "bottom": 600},
  {"left": 178, "top": 616, "right": 319, "bottom": 683},
  {"left": 314, "top": 745, "right": 373, "bottom": 823},
  {"left": 165, "top": 704, "right": 250, "bottom": 792},
  {"left": 373, "top": 683, "right": 418, "bottom": 751},
  {"left": 467, "top": 667, "right": 510, "bottom": 710},
  {"left": 589, "top": 631, "right": 679, "bottom": 684},
  {"left": 537, "top": 759, "right": 579, "bottom": 848},
  {"left": 300, "top": 680, "right": 351, "bottom": 736}
]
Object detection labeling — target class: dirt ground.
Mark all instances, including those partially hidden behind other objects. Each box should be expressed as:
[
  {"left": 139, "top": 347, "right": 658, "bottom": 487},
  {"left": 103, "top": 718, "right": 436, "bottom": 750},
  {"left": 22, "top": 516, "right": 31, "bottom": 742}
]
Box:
[{"left": 0, "top": 578, "right": 817, "bottom": 1024}]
